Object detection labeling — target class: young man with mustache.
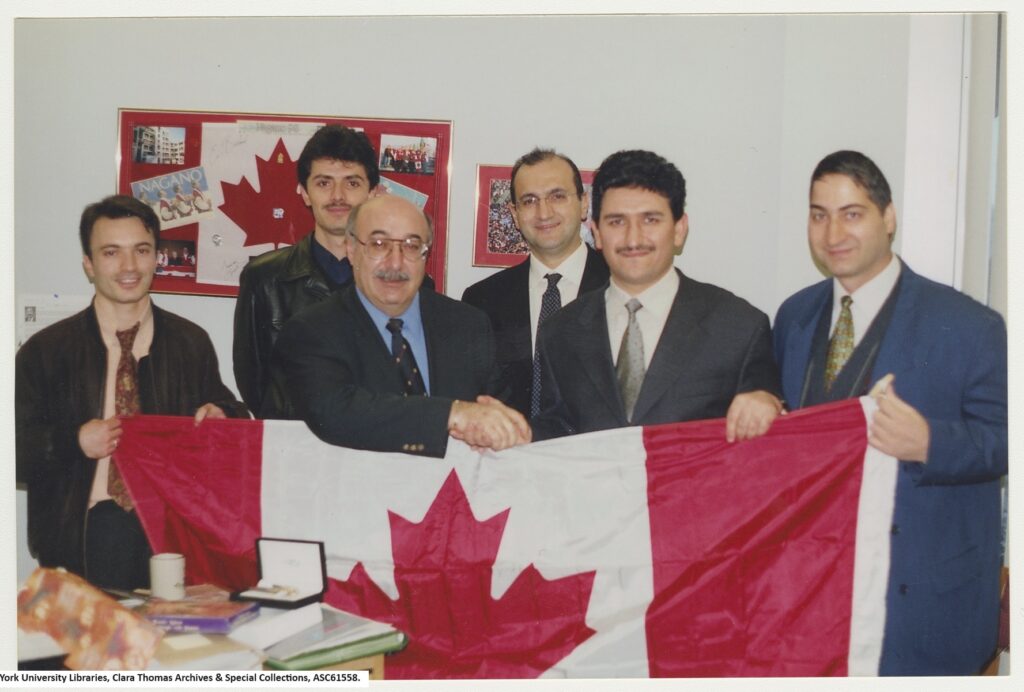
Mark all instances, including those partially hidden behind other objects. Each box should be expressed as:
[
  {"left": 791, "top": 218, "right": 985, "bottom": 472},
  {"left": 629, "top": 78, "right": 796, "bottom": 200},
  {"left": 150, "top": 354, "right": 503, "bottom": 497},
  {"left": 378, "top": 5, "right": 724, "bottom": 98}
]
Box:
[
  {"left": 233, "top": 125, "right": 379, "bottom": 417},
  {"left": 532, "top": 149, "right": 781, "bottom": 441}
]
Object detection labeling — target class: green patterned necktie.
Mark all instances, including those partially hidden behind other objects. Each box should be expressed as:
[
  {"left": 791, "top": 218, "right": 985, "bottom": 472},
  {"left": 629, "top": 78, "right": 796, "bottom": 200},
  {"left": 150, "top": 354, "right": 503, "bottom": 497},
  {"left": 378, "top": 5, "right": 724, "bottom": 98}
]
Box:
[{"left": 824, "top": 295, "right": 854, "bottom": 391}]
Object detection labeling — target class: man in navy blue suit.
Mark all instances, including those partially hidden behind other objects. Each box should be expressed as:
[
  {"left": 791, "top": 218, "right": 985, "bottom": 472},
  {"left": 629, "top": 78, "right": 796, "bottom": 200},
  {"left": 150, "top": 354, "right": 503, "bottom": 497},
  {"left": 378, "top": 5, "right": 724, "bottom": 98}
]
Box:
[{"left": 773, "top": 150, "right": 1007, "bottom": 675}]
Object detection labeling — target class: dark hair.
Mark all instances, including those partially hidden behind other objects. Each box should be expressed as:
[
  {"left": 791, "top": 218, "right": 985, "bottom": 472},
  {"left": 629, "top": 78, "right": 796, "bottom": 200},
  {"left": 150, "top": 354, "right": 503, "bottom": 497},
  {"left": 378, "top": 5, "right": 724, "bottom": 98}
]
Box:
[
  {"left": 509, "top": 148, "right": 585, "bottom": 204},
  {"left": 810, "top": 150, "right": 892, "bottom": 212},
  {"left": 297, "top": 125, "right": 380, "bottom": 189},
  {"left": 591, "top": 150, "right": 686, "bottom": 222},
  {"left": 79, "top": 195, "right": 160, "bottom": 256}
]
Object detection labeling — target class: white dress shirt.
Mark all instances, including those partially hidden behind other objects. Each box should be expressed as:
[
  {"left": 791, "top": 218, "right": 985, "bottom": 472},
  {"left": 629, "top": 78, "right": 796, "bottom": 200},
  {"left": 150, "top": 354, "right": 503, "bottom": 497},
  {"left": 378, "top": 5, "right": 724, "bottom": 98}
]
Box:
[
  {"left": 605, "top": 269, "right": 680, "bottom": 370},
  {"left": 830, "top": 253, "right": 902, "bottom": 347},
  {"left": 529, "top": 240, "right": 589, "bottom": 351}
]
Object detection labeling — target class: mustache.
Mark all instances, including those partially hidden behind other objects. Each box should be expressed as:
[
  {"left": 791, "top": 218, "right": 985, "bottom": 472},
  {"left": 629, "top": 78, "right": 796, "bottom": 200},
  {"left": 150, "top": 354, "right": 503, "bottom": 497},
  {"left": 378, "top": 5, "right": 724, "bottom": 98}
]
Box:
[
  {"left": 615, "top": 243, "right": 657, "bottom": 254},
  {"left": 374, "top": 269, "right": 410, "bottom": 281}
]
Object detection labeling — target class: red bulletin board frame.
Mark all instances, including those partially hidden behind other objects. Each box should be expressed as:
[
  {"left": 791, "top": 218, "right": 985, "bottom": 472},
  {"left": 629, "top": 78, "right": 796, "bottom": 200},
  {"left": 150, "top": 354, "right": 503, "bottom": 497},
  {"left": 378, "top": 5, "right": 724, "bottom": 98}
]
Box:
[
  {"left": 117, "top": 108, "right": 452, "bottom": 296},
  {"left": 473, "top": 164, "right": 594, "bottom": 268}
]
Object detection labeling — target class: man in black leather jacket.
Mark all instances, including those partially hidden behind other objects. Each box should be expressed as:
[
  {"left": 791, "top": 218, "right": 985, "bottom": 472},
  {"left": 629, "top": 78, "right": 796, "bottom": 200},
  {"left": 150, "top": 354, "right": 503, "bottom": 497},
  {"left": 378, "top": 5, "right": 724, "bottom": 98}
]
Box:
[
  {"left": 15, "top": 195, "right": 247, "bottom": 589},
  {"left": 232, "top": 125, "right": 380, "bottom": 417}
]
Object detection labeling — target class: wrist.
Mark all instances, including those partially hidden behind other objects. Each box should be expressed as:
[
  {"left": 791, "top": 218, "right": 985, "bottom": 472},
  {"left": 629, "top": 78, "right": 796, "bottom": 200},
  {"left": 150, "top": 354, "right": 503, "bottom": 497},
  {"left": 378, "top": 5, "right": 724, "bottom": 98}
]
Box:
[{"left": 448, "top": 400, "right": 464, "bottom": 432}]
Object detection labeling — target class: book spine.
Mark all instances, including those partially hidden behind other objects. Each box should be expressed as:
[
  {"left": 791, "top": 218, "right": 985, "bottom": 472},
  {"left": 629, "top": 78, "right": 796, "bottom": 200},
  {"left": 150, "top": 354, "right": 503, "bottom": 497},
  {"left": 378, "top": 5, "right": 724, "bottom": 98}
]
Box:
[
  {"left": 147, "top": 609, "right": 259, "bottom": 635},
  {"left": 146, "top": 617, "right": 232, "bottom": 635}
]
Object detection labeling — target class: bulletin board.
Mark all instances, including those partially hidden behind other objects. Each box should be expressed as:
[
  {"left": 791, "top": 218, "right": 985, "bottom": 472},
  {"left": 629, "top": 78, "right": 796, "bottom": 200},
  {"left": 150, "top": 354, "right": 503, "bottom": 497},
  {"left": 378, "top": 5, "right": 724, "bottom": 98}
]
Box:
[{"left": 117, "top": 108, "right": 452, "bottom": 296}]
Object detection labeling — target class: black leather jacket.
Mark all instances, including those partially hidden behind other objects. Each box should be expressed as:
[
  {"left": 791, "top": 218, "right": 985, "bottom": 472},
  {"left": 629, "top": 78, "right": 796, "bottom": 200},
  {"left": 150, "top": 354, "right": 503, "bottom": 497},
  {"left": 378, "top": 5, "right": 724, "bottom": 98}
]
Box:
[
  {"left": 15, "top": 303, "right": 247, "bottom": 577},
  {"left": 233, "top": 235, "right": 334, "bottom": 416}
]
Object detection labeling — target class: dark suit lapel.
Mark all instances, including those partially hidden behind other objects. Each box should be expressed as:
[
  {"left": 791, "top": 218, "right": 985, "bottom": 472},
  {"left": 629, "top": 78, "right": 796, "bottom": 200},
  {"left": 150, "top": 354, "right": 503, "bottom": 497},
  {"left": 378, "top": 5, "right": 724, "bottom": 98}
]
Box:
[
  {"left": 504, "top": 259, "right": 533, "bottom": 332},
  {"left": 420, "top": 290, "right": 451, "bottom": 394},
  {"left": 782, "top": 285, "right": 829, "bottom": 406},
  {"left": 580, "top": 246, "right": 611, "bottom": 294},
  {"left": 571, "top": 292, "right": 625, "bottom": 420},
  {"left": 343, "top": 287, "right": 401, "bottom": 390},
  {"left": 631, "top": 274, "right": 708, "bottom": 422},
  {"left": 872, "top": 263, "right": 926, "bottom": 385}
]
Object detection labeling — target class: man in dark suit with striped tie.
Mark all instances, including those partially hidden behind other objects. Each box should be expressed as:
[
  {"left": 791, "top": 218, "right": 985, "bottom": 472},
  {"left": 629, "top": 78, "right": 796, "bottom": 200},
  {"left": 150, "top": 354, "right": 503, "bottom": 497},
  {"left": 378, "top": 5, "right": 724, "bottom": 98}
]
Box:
[
  {"left": 272, "top": 195, "right": 530, "bottom": 456},
  {"left": 463, "top": 148, "right": 609, "bottom": 418}
]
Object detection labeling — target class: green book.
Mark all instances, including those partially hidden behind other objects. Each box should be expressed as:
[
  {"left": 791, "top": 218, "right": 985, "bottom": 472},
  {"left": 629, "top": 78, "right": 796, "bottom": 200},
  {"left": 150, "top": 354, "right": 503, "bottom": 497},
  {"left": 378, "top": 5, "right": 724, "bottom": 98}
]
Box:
[{"left": 263, "top": 605, "right": 407, "bottom": 671}]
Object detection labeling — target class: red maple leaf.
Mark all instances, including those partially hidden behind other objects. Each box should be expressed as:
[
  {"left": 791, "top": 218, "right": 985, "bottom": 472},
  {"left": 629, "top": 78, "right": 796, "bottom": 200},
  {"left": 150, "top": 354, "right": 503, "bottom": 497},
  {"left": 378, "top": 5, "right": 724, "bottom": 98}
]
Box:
[
  {"left": 326, "top": 471, "right": 596, "bottom": 679},
  {"left": 218, "top": 138, "right": 313, "bottom": 248}
]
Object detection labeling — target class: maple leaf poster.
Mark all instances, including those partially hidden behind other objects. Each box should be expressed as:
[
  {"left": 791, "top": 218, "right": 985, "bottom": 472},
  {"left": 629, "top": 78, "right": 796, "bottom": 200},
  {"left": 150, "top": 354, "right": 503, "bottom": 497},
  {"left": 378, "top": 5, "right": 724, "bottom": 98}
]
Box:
[{"left": 117, "top": 109, "right": 452, "bottom": 296}]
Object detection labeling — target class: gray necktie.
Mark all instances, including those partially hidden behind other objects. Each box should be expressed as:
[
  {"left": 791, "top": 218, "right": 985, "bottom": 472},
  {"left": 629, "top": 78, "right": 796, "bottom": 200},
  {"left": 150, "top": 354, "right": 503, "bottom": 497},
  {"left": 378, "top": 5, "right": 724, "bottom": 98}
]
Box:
[{"left": 616, "top": 298, "right": 645, "bottom": 422}]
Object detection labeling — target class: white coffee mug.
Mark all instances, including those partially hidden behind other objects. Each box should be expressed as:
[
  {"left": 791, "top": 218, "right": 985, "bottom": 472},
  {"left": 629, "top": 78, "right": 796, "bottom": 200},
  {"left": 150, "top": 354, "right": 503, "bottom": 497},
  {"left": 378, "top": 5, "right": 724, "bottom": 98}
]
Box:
[{"left": 149, "top": 553, "right": 186, "bottom": 600}]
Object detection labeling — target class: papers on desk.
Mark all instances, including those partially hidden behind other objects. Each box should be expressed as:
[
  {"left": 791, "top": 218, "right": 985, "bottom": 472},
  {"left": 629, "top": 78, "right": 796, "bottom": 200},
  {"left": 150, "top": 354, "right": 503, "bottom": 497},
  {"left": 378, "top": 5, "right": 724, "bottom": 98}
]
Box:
[
  {"left": 229, "top": 602, "right": 324, "bottom": 650},
  {"left": 149, "top": 633, "right": 263, "bottom": 671},
  {"left": 228, "top": 601, "right": 407, "bottom": 670},
  {"left": 263, "top": 604, "right": 406, "bottom": 671}
]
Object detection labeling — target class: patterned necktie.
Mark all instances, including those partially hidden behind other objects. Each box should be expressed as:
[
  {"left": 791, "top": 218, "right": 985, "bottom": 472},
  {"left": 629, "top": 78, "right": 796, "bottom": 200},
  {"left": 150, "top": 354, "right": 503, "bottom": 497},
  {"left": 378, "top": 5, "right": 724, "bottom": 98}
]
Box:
[
  {"left": 824, "top": 295, "right": 854, "bottom": 391},
  {"left": 108, "top": 322, "right": 141, "bottom": 511},
  {"left": 616, "top": 298, "right": 645, "bottom": 423},
  {"left": 386, "top": 318, "right": 426, "bottom": 396},
  {"left": 531, "top": 273, "right": 562, "bottom": 418}
]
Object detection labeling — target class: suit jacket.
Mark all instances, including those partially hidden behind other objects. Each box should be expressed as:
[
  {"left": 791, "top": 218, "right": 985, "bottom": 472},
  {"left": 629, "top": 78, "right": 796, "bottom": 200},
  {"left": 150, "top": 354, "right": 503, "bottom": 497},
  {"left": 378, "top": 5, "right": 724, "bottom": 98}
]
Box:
[
  {"left": 773, "top": 261, "right": 1007, "bottom": 675},
  {"left": 533, "top": 270, "right": 780, "bottom": 438},
  {"left": 271, "top": 285, "right": 498, "bottom": 457},
  {"left": 461, "top": 246, "right": 610, "bottom": 415}
]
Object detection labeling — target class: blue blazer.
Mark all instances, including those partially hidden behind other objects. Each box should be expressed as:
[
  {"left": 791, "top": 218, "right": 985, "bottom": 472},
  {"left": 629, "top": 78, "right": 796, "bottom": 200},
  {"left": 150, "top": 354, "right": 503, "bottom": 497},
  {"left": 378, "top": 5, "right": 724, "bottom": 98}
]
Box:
[{"left": 773, "top": 261, "right": 1007, "bottom": 675}]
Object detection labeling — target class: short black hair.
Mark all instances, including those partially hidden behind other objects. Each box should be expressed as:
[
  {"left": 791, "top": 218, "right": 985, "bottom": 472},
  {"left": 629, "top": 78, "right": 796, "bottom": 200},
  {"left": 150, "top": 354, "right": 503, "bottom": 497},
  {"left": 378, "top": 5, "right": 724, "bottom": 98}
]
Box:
[
  {"left": 509, "top": 148, "right": 584, "bottom": 204},
  {"left": 297, "top": 125, "right": 380, "bottom": 189},
  {"left": 811, "top": 150, "right": 892, "bottom": 213},
  {"left": 591, "top": 150, "right": 686, "bottom": 222},
  {"left": 79, "top": 195, "right": 160, "bottom": 257}
]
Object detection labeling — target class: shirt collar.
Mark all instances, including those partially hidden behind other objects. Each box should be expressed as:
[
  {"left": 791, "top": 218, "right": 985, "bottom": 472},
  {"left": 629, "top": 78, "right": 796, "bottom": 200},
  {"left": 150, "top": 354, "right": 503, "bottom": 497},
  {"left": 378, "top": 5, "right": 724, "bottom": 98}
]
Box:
[
  {"left": 94, "top": 295, "right": 154, "bottom": 346},
  {"left": 310, "top": 234, "right": 354, "bottom": 287},
  {"left": 355, "top": 286, "right": 424, "bottom": 335},
  {"left": 606, "top": 267, "right": 680, "bottom": 318},
  {"left": 528, "top": 239, "right": 588, "bottom": 286},
  {"left": 831, "top": 253, "right": 901, "bottom": 314}
]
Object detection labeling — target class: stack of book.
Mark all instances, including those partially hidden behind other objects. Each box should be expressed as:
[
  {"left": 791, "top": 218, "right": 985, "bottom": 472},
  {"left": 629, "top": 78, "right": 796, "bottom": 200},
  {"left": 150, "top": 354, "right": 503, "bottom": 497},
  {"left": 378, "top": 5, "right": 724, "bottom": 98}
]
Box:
[
  {"left": 263, "top": 605, "right": 406, "bottom": 671},
  {"left": 135, "top": 585, "right": 260, "bottom": 635}
]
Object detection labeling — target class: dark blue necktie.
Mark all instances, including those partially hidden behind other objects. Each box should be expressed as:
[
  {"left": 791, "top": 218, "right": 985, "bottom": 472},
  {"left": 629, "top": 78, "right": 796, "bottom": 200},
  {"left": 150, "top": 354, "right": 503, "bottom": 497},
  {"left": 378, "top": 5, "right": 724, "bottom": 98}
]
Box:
[
  {"left": 531, "top": 273, "right": 562, "bottom": 417},
  {"left": 386, "top": 318, "right": 426, "bottom": 396}
]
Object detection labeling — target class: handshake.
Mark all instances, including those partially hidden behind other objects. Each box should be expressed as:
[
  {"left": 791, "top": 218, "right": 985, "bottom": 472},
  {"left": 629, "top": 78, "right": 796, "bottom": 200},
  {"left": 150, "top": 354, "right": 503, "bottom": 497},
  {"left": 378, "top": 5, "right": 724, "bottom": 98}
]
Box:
[{"left": 447, "top": 396, "right": 532, "bottom": 452}]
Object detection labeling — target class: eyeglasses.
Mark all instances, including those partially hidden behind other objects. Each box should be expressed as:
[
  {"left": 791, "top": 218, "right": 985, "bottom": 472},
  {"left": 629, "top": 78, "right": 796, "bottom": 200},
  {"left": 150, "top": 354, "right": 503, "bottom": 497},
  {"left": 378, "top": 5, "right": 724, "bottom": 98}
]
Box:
[
  {"left": 515, "top": 189, "right": 576, "bottom": 210},
  {"left": 351, "top": 235, "right": 430, "bottom": 261}
]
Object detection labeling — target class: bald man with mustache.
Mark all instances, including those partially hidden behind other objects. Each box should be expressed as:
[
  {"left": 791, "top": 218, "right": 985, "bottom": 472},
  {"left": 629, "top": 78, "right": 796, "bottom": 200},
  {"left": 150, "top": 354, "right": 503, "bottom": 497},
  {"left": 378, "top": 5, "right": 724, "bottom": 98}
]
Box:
[{"left": 271, "top": 195, "right": 530, "bottom": 456}]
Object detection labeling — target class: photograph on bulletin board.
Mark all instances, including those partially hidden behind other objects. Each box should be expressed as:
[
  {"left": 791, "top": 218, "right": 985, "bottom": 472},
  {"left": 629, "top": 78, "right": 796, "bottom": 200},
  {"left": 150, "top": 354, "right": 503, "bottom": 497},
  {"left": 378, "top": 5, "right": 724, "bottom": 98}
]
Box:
[
  {"left": 473, "top": 164, "right": 594, "bottom": 268},
  {"left": 118, "top": 109, "right": 452, "bottom": 296}
]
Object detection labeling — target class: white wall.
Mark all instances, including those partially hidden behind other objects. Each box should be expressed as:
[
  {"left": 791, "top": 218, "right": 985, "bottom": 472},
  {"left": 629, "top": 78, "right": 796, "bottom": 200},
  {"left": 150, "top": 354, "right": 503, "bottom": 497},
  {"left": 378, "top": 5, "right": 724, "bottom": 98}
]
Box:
[
  {"left": 13, "top": 14, "right": 987, "bottom": 584},
  {"left": 14, "top": 14, "right": 935, "bottom": 394}
]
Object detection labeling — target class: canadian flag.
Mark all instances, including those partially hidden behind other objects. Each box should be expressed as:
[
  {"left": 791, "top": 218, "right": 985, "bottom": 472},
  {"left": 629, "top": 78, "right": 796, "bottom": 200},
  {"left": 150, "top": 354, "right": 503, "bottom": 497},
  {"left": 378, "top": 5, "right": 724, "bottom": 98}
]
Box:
[{"left": 117, "top": 398, "right": 897, "bottom": 678}]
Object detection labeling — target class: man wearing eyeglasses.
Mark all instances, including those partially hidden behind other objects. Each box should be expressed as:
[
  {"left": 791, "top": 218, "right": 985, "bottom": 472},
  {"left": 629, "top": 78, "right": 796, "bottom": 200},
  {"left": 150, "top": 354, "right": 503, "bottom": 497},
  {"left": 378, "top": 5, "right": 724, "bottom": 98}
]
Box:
[
  {"left": 463, "top": 148, "right": 609, "bottom": 418},
  {"left": 271, "top": 195, "right": 531, "bottom": 455}
]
